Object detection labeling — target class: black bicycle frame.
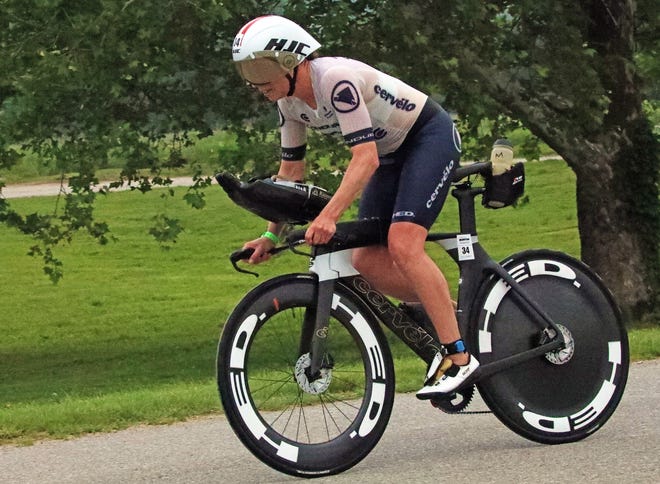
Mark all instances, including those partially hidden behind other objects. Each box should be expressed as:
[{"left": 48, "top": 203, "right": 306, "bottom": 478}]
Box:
[{"left": 302, "top": 182, "right": 565, "bottom": 383}]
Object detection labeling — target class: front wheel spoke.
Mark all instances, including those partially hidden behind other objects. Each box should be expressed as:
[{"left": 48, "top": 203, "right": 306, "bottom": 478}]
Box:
[
  {"left": 297, "top": 396, "right": 312, "bottom": 443},
  {"left": 328, "top": 373, "right": 365, "bottom": 394},
  {"left": 319, "top": 393, "right": 359, "bottom": 424},
  {"left": 275, "top": 391, "right": 312, "bottom": 443},
  {"left": 250, "top": 376, "right": 296, "bottom": 408},
  {"left": 269, "top": 399, "right": 299, "bottom": 433},
  {"left": 248, "top": 371, "right": 293, "bottom": 388},
  {"left": 249, "top": 372, "right": 294, "bottom": 391},
  {"left": 318, "top": 395, "right": 342, "bottom": 437}
]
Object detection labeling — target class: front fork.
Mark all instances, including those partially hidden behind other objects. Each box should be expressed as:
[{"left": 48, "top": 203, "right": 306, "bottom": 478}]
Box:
[
  {"left": 300, "top": 279, "right": 336, "bottom": 379},
  {"left": 301, "top": 247, "right": 363, "bottom": 380}
]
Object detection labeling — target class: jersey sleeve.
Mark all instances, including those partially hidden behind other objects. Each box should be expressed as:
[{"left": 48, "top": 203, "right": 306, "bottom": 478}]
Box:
[
  {"left": 318, "top": 66, "right": 375, "bottom": 148},
  {"left": 278, "top": 103, "right": 307, "bottom": 161}
]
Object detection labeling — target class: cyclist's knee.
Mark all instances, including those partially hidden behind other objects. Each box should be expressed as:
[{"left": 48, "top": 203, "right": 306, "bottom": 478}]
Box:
[{"left": 388, "top": 223, "right": 427, "bottom": 266}]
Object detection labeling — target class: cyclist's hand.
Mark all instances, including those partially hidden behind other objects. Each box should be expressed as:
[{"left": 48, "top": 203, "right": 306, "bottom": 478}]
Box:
[
  {"left": 306, "top": 214, "right": 336, "bottom": 245},
  {"left": 243, "top": 237, "right": 275, "bottom": 264}
]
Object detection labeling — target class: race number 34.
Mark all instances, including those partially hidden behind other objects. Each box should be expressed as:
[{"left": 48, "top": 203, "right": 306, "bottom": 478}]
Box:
[{"left": 457, "top": 234, "right": 475, "bottom": 261}]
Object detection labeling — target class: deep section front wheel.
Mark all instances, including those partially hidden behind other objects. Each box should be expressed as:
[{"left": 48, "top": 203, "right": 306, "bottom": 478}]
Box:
[
  {"left": 469, "top": 250, "right": 629, "bottom": 444},
  {"left": 217, "top": 274, "right": 395, "bottom": 477}
]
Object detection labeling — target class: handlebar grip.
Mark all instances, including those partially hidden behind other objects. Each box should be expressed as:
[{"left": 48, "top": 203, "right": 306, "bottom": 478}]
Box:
[
  {"left": 229, "top": 247, "right": 259, "bottom": 277},
  {"left": 230, "top": 247, "right": 255, "bottom": 263},
  {"left": 286, "top": 229, "right": 307, "bottom": 244}
]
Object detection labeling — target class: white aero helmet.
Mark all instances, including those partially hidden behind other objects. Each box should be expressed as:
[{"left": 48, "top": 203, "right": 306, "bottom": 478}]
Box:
[{"left": 232, "top": 15, "right": 321, "bottom": 85}]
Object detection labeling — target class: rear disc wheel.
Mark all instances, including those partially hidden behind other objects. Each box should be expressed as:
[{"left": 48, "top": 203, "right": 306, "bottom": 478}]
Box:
[{"left": 469, "top": 250, "right": 629, "bottom": 444}]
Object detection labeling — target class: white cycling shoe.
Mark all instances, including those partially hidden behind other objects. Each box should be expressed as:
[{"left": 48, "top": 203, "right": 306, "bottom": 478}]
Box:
[{"left": 416, "top": 353, "right": 480, "bottom": 400}]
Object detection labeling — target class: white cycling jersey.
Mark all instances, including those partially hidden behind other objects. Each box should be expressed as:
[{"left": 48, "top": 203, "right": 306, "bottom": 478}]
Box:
[{"left": 278, "top": 57, "right": 429, "bottom": 160}]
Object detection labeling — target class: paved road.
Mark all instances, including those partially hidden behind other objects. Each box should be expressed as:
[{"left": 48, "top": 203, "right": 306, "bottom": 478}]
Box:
[
  {"left": 1, "top": 360, "right": 657, "bottom": 483},
  {"left": 1, "top": 177, "right": 196, "bottom": 199}
]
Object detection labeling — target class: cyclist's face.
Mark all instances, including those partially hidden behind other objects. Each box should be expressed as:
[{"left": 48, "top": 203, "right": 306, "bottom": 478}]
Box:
[
  {"left": 248, "top": 75, "right": 289, "bottom": 102},
  {"left": 237, "top": 58, "right": 290, "bottom": 101}
]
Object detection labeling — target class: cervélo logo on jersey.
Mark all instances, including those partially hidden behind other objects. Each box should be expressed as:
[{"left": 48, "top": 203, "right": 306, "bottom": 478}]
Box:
[{"left": 374, "top": 85, "right": 416, "bottom": 111}]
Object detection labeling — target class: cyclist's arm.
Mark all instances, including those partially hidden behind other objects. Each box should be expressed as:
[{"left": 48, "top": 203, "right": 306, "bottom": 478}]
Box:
[
  {"left": 320, "top": 142, "right": 378, "bottom": 221},
  {"left": 305, "top": 142, "right": 379, "bottom": 245},
  {"left": 266, "top": 159, "right": 307, "bottom": 235},
  {"left": 243, "top": 159, "right": 307, "bottom": 264}
]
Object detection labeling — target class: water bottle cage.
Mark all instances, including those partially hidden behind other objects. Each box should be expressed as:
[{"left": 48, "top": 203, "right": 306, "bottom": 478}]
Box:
[{"left": 482, "top": 162, "right": 526, "bottom": 209}]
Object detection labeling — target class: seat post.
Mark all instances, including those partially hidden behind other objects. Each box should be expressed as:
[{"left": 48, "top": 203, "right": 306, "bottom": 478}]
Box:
[{"left": 451, "top": 185, "right": 484, "bottom": 235}]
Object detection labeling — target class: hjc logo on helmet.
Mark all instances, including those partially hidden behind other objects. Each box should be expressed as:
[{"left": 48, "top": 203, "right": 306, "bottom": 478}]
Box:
[{"left": 263, "top": 38, "right": 313, "bottom": 56}]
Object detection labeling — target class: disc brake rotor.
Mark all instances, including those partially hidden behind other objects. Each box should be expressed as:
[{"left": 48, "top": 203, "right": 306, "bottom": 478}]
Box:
[
  {"left": 294, "top": 353, "right": 333, "bottom": 394},
  {"left": 544, "top": 324, "right": 575, "bottom": 365}
]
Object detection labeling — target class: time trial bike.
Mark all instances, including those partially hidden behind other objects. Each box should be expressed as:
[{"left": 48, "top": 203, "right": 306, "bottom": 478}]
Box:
[{"left": 215, "top": 161, "right": 629, "bottom": 478}]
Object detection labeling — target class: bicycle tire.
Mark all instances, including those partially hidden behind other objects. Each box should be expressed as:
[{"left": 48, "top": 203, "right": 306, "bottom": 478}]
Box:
[
  {"left": 217, "top": 274, "right": 395, "bottom": 477},
  {"left": 468, "top": 249, "right": 629, "bottom": 444}
]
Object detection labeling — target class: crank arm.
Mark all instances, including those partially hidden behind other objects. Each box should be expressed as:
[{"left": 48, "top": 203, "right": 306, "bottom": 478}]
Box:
[{"left": 456, "top": 337, "right": 565, "bottom": 394}]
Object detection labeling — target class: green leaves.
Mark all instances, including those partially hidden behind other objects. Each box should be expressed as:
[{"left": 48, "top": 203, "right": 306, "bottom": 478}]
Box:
[
  {"left": 149, "top": 214, "right": 184, "bottom": 248},
  {"left": 1, "top": 0, "right": 657, "bottom": 305}
]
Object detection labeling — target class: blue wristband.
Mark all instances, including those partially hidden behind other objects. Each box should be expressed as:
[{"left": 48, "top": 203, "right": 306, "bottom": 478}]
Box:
[{"left": 443, "top": 339, "right": 466, "bottom": 355}]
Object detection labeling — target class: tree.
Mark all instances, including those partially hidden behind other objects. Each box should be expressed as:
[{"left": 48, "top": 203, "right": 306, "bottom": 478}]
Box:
[
  {"left": 291, "top": 0, "right": 659, "bottom": 320},
  {"left": 0, "top": 0, "right": 265, "bottom": 280},
  {"left": 1, "top": 0, "right": 658, "bottom": 320}
]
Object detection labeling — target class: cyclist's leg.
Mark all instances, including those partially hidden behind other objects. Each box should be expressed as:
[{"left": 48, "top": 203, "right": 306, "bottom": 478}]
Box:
[
  {"left": 354, "top": 226, "right": 460, "bottom": 348},
  {"left": 392, "top": 113, "right": 479, "bottom": 395},
  {"left": 353, "top": 163, "right": 417, "bottom": 300},
  {"left": 355, "top": 225, "right": 476, "bottom": 396},
  {"left": 353, "top": 245, "right": 417, "bottom": 300},
  {"left": 356, "top": 110, "right": 477, "bottom": 395},
  {"left": 387, "top": 222, "right": 463, "bottom": 354}
]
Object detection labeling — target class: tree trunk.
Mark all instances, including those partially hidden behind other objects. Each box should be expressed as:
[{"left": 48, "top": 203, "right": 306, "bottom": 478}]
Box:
[
  {"left": 568, "top": 131, "right": 659, "bottom": 320},
  {"left": 569, "top": 0, "right": 660, "bottom": 319}
]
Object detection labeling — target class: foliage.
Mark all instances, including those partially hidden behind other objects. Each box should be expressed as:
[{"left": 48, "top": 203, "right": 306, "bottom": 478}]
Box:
[
  {"left": 0, "top": 0, "right": 265, "bottom": 277},
  {"left": 0, "top": 1, "right": 658, "bottom": 314}
]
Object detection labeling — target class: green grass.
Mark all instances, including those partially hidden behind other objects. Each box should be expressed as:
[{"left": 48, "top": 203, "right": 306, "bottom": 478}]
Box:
[
  {"left": 0, "top": 159, "right": 657, "bottom": 445},
  {"left": 0, "top": 131, "right": 230, "bottom": 185},
  {"left": 628, "top": 328, "right": 660, "bottom": 360}
]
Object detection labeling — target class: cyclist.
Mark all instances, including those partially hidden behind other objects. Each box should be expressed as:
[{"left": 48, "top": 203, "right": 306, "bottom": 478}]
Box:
[{"left": 233, "top": 15, "right": 478, "bottom": 397}]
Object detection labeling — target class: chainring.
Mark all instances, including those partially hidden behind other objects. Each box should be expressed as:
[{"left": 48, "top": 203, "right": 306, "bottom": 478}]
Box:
[{"left": 430, "top": 384, "right": 476, "bottom": 413}]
